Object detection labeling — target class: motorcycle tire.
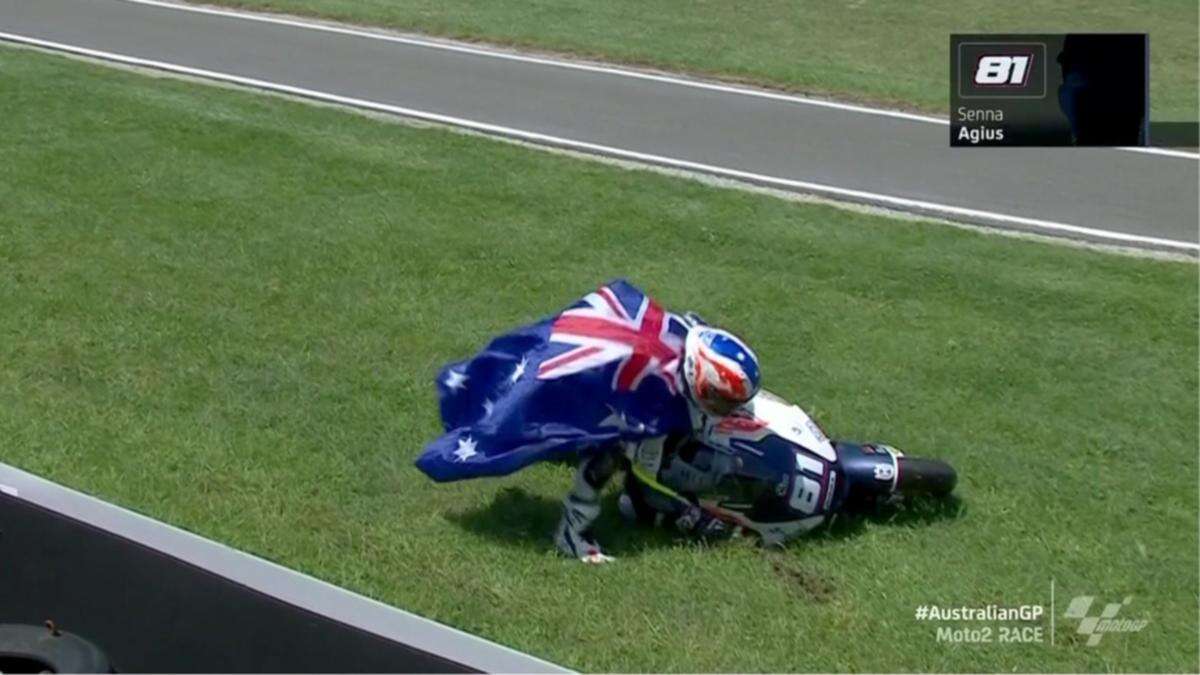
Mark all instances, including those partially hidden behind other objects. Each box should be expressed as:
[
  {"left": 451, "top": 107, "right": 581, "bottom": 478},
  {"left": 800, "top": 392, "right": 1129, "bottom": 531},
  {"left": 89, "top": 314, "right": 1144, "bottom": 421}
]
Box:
[
  {"left": 895, "top": 457, "right": 957, "bottom": 497},
  {"left": 0, "top": 623, "right": 113, "bottom": 673}
]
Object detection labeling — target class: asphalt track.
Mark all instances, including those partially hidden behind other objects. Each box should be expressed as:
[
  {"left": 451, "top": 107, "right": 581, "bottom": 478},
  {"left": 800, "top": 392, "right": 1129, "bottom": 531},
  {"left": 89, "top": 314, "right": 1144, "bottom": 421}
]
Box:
[{"left": 1, "top": 0, "right": 1197, "bottom": 251}]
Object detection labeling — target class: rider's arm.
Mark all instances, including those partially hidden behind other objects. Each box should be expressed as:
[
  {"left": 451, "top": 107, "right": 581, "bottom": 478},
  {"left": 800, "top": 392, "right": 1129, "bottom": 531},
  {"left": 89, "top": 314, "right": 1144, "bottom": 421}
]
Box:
[
  {"left": 623, "top": 437, "right": 730, "bottom": 538},
  {"left": 622, "top": 437, "right": 692, "bottom": 514}
]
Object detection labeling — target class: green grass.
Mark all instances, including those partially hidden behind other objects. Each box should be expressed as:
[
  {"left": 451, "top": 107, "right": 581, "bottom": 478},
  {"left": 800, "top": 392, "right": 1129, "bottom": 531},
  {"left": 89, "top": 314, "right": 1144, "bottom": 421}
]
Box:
[
  {"left": 1, "top": 46, "right": 1197, "bottom": 672},
  {"left": 195, "top": 0, "right": 1199, "bottom": 121}
]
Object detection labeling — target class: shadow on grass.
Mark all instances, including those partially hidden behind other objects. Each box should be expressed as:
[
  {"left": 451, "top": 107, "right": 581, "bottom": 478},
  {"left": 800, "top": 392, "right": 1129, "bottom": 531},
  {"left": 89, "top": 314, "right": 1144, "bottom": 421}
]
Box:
[
  {"left": 445, "top": 486, "right": 681, "bottom": 557},
  {"left": 816, "top": 493, "right": 966, "bottom": 544},
  {"left": 447, "top": 485, "right": 965, "bottom": 557}
]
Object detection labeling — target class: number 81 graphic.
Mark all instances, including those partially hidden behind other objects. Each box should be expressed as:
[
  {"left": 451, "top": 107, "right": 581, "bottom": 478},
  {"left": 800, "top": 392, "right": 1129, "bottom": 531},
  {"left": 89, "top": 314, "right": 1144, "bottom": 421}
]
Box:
[{"left": 973, "top": 54, "right": 1033, "bottom": 86}]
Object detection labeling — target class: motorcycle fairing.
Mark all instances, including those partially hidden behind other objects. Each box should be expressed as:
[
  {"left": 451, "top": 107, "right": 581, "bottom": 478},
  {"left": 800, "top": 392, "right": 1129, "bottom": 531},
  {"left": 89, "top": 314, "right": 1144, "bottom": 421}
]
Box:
[{"left": 690, "top": 390, "right": 841, "bottom": 539}]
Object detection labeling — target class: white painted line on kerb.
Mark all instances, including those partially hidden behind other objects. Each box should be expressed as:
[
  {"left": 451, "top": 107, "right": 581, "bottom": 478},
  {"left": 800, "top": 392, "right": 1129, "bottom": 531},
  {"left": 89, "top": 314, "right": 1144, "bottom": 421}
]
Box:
[
  {"left": 122, "top": 0, "right": 1199, "bottom": 161},
  {"left": 1, "top": 32, "right": 1196, "bottom": 253}
]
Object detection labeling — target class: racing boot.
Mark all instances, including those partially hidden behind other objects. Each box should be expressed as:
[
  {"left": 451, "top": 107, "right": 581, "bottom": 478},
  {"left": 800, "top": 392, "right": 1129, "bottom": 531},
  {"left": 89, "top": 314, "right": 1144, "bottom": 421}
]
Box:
[{"left": 555, "top": 451, "right": 619, "bottom": 563}]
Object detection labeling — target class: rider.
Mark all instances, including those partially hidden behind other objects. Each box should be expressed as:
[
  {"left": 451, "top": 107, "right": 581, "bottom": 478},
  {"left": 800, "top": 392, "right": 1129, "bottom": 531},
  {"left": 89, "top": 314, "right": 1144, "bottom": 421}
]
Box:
[
  {"left": 554, "top": 317, "right": 762, "bottom": 562},
  {"left": 414, "top": 279, "right": 761, "bottom": 564}
]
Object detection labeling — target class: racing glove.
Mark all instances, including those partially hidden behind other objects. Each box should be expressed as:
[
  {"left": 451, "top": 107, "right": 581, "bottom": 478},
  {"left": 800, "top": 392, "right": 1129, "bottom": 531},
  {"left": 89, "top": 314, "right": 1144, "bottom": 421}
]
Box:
[{"left": 674, "top": 504, "right": 732, "bottom": 540}]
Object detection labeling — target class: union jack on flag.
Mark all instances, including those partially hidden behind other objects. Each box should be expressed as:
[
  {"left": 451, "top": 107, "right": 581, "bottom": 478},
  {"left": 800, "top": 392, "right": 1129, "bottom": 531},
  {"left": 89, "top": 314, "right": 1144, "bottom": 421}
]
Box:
[{"left": 538, "top": 283, "right": 685, "bottom": 394}]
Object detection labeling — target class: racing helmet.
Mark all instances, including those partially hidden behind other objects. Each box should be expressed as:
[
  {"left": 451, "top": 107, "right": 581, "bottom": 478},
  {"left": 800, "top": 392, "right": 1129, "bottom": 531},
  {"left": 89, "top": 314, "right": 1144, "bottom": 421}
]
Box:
[{"left": 682, "top": 326, "right": 761, "bottom": 416}]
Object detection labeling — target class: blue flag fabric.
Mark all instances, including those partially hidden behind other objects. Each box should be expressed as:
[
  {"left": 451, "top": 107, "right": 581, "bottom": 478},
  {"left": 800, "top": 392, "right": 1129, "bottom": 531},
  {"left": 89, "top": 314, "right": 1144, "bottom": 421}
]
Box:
[{"left": 416, "top": 280, "right": 694, "bottom": 482}]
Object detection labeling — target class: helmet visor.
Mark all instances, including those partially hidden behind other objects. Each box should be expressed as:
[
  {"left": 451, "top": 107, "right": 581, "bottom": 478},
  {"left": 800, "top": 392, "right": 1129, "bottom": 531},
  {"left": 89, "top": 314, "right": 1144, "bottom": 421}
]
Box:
[{"left": 698, "top": 390, "right": 744, "bottom": 417}]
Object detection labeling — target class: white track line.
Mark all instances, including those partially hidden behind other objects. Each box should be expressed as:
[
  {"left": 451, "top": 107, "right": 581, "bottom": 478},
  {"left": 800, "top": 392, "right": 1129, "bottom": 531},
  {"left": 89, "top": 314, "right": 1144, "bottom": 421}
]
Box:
[
  {"left": 1, "top": 32, "right": 1196, "bottom": 253},
  {"left": 122, "top": 0, "right": 946, "bottom": 125},
  {"left": 122, "top": 0, "right": 1199, "bottom": 161},
  {"left": 1125, "top": 146, "right": 1198, "bottom": 159}
]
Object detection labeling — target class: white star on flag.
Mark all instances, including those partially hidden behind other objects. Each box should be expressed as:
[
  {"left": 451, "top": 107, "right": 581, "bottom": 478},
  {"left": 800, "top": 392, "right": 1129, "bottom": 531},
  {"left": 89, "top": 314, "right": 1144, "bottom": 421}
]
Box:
[
  {"left": 509, "top": 357, "right": 528, "bottom": 384},
  {"left": 453, "top": 436, "right": 478, "bottom": 462},
  {"left": 444, "top": 369, "right": 469, "bottom": 392}
]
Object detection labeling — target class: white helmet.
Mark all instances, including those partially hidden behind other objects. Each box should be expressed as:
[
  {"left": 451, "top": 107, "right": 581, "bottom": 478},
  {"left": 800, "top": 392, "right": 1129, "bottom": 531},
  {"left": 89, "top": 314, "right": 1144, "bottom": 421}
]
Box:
[{"left": 682, "top": 326, "right": 761, "bottom": 416}]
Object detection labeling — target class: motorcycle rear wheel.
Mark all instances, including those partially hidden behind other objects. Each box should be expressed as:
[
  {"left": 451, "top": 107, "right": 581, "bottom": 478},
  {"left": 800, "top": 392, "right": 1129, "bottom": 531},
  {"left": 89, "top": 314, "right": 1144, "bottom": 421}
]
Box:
[{"left": 894, "top": 457, "right": 957, "bottom": 497}]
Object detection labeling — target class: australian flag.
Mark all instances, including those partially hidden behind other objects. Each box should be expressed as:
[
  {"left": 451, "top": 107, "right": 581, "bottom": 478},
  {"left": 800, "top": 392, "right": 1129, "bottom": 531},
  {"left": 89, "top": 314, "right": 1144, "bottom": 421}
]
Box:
[{"left": 416, "top": 280, "right": 693, "bottom": 482}]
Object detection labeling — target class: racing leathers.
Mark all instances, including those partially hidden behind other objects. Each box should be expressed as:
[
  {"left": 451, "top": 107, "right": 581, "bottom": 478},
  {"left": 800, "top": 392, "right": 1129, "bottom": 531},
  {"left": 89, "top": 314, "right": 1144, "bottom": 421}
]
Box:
[{"left": 554, "top": 410, "right": 735, "bottom": 563}]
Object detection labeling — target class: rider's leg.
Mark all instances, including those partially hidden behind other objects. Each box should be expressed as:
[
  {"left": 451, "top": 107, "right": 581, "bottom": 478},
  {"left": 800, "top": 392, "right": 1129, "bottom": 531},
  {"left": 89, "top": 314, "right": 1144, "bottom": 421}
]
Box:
[{"left": 555, "top": 449, "right": 621, "bottom": 562}]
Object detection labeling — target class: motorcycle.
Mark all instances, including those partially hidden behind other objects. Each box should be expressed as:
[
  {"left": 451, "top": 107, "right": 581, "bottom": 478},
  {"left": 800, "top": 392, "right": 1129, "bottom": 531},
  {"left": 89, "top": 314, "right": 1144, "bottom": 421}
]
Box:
[{"left": 624, "top": 390, "right": 958, "bottom": 546}]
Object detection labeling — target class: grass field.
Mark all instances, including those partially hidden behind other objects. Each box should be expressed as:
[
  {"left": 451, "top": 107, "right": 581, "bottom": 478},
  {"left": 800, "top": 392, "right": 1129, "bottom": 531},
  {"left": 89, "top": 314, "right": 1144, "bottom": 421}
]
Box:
[
  {"left": 1, "top": 46, "right": 1197, "bottom": 672},
  {"left": 194, "top": 0, "right": 1200, "bottom": 121}
]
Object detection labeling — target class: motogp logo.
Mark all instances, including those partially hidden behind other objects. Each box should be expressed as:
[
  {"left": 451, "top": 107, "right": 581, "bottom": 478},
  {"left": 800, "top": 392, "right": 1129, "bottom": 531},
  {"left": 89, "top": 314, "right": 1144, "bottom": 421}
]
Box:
[{"left": 973, "top": 54, "right": 1033, "bottom": 86}]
